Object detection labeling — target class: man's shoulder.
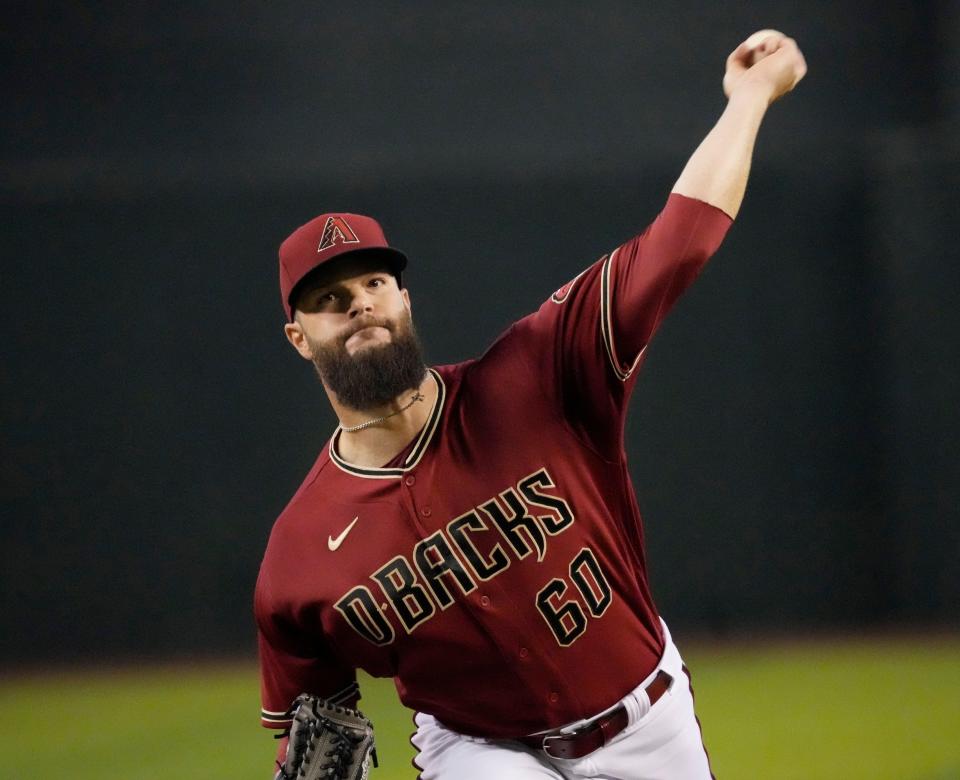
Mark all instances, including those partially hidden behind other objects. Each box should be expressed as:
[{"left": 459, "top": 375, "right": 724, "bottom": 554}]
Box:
[
  {"left": 430, "top": 359, "right": 470, "bottom": 384},
  {"left": 432, "top": 344, "right": 527, "bottom": 401},
  {"left": 456, "top": 312, "right": 541, "bottom": 382},
  {"left": 269, "top": 441, "right": 336, "bottom": 533},
  {"left": 469, "top": 259, "right": 608, "bottom": 365}
]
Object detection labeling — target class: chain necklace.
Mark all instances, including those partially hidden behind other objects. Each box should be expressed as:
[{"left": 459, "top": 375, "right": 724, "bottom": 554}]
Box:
[{"left": 340, "top": 391, "right": 426, "bottom": 433}]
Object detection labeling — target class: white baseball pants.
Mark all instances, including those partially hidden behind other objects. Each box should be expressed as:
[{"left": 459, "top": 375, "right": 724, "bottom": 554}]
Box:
[{"left": 411, "top": 620, "right": 714, "bottom": 779}]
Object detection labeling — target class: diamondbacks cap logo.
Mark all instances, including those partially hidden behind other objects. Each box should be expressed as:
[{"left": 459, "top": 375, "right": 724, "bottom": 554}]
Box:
[{"left": 317, "top": 216, "right": 360, "bottom": 253}]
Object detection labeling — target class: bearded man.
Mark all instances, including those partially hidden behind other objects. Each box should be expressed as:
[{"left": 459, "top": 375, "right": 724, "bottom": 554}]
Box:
[{"left": 256, "top": 30, "right": 806, "bottom": 780}]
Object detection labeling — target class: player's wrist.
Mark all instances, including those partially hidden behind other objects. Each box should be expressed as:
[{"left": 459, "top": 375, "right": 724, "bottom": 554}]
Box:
[{"left": 726, "top": 78, "right": 775, "bottom": 110}]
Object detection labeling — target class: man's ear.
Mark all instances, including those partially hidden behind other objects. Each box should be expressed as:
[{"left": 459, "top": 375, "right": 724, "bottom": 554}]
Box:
[
  {"left": 284, "top": 320, "right": 314, "bottom": 360},
  {"left": 401, "top": 287, "right": 411, "bottom": 311}
]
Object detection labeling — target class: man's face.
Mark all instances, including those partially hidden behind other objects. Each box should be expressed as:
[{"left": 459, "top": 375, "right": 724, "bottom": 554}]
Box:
[{"left": 284, "top": 256, "right": 427, "bottom": 411}]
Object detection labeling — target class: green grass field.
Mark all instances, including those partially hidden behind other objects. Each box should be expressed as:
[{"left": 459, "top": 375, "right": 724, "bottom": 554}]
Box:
[{"left": 2, "top": 636, "right": 958, "bottom": 779}]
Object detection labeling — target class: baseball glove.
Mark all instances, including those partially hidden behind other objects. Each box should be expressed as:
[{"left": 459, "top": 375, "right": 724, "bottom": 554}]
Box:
[{"left": 275, "top": 694, "right": 378, "bottom": 780}]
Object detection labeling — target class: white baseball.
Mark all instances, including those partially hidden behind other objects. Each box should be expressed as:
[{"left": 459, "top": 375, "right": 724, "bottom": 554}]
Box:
[{"left": 744, "top": 29, "right": 783, "bottom": 64}]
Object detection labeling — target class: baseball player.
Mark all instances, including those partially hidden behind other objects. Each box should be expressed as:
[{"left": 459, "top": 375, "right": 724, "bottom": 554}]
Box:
[{"left": 257, "top": 30, "right": 806, "bottom": 779}]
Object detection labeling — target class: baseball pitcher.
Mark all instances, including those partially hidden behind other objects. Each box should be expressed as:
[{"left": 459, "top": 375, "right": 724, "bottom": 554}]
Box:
[{"left": 256, "top": 30, "right": 806, "bottom": 780}]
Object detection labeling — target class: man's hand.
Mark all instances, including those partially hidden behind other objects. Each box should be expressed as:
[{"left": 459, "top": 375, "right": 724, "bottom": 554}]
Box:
[
  {"left": 723, "top": 30, "right": 807, "bottom": 104},
  {"left": 671, "top": 30, "right": 807, "bottom": 218}
]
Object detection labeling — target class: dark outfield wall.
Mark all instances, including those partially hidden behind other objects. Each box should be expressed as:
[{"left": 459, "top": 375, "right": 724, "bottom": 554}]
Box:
[{"left": 2, "top": 1, "right": 958, "bottom": 661}]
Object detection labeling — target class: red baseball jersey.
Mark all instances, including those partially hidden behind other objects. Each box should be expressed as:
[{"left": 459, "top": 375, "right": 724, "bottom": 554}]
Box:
[{"left": 256, "top": 193, "right": 732, "bottom": 739}]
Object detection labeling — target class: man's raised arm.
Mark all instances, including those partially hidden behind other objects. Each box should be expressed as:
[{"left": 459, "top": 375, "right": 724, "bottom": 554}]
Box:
[{"left": 672, "top": 30, "right": 807, "bottom": 220}]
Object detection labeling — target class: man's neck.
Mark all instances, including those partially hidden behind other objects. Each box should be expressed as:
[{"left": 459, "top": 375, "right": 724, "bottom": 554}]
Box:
[{"left": 332, "top": 371, "right": 436, "bottom": 468}]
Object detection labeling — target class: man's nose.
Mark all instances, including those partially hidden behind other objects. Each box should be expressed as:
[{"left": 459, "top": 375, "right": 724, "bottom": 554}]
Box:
[{"left": 348, "top": 290, "right": 375, "bottom": 318}]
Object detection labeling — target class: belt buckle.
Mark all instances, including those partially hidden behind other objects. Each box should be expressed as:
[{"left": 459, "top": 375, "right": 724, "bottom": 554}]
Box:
[{"left": 540, "top": 733, "right": 568, "bottom": 759}]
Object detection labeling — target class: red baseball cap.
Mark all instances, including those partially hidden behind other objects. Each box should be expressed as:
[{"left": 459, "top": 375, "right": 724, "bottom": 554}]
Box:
[{"left": 278, "top": 213, "right": 408, "bottom": 320}]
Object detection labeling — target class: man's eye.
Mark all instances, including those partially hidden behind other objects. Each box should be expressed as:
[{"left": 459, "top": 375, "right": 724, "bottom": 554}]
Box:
[{"left": 369, "top": 278, "right": 384, "bottom": 287}]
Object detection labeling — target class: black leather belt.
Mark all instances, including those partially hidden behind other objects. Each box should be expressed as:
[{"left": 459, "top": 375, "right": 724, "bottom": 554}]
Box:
[{"left": 516, "top": 670, "right": 672, "bottom": 760}]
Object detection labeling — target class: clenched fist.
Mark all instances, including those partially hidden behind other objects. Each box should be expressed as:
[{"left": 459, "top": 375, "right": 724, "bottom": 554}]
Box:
[{"left": 723, "top": 30, "right": 807, "bottom": 104}]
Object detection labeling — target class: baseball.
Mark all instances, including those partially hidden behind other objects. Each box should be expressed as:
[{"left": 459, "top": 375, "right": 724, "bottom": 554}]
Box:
[{"left": 744, "top": 28, "right": 783, "bottom": 64}]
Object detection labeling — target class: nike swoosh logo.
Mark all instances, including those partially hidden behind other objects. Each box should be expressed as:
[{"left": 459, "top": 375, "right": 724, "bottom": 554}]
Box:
[{"left": 328, "top": 517, "right": 359, "bottom": 551}]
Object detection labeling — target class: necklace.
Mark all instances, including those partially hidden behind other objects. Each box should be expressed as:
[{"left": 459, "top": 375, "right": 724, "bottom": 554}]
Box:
[{"left": 340, "top": 391, "right": 426, "bottom": 433}]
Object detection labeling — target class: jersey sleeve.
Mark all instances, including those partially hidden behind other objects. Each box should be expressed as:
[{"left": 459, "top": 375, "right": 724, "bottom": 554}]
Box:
[
  {"left": 517, "top": 193, "right": 732, "bottom": 455},
  {"left": 255, "top": 567, "right": 359, "bottom": 730}
]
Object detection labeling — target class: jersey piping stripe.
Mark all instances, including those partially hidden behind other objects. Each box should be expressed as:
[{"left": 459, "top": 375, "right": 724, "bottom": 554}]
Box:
[
  {"left": 260, "top": 709, "right": 293, "bottom": 726},
  {"left": 259, "top": 681, "right": 359, "bottom": 725},
  {"left": 402, "top": 368, "right": 444, "bottom": 467},
  {"left": 328, "top": 368, "right": 446, "bottom": 479},
  {"left": 600, "top": 250, "right": 646, "bottom": 382}
]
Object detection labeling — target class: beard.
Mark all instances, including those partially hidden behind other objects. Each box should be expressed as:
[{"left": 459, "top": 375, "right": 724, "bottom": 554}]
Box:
[{"left": 307, "top": 311, "right": 427, "bottom": 412}]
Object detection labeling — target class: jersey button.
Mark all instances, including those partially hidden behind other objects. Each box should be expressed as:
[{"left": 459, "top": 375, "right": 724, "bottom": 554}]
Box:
[
  {"left": 480, "top": 595, "right": 490, "bottom": 607},
  {"left": 519, "top": 647, "right": 529, "bottom": 658},
  {"left": 549, "top": 692, "right": 559, "bottom": 703},
  {"left": 421, "top": 506, "right": 432, "bottom": 517},
  {"left": 404, "top": 475, "right": 416, "bottom": 486}
]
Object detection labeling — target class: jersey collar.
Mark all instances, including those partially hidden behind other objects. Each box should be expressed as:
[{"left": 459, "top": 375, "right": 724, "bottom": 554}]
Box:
[{"left": 328, "top": 368, "right": 446, "bottom": 479}]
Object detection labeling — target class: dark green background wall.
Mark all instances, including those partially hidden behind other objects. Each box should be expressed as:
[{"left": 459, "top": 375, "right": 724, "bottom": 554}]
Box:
[{"left": 3, "top": 1, "right": 958, "bottom": 662}]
